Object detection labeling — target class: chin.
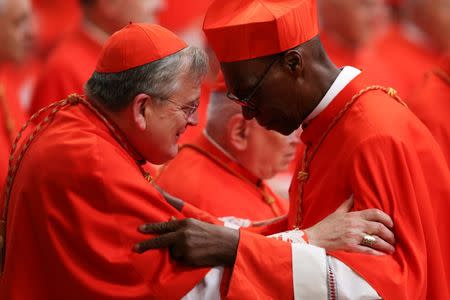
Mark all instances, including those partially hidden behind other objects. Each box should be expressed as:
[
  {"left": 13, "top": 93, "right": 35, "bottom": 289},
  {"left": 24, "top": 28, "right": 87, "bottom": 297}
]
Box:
[
  {"left": 147, "top": 146, "right": 179, "bottom": 165},
  {"left": 258, "top": 116, "right": 299, "bottom": 136}
]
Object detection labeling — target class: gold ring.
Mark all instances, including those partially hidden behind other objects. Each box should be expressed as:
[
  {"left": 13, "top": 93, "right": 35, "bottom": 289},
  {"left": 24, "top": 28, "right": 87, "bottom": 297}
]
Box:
[{"left": 361, "top": 234, "right": 376, "bottom": 247}]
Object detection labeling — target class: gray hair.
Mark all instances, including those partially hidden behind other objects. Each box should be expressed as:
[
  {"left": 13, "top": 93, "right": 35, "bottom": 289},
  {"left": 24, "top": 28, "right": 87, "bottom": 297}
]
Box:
[{"left": 84, "top": 46, "right": 208, "bottom": 111}]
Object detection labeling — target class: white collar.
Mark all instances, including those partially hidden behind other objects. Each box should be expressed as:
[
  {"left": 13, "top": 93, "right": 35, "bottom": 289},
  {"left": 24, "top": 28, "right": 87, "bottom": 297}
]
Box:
[{"left": 303, "top": 66, "right": 361, "bottom": 124}]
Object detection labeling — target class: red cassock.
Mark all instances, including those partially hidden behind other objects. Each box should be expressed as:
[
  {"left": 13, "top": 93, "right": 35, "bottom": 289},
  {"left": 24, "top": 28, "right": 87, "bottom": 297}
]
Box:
[
  {"left": 408, "top": 55, "right": 450, "bottom": 168},
  {"left": 288, "top": 73, "right": 450, "bottom": 299},
  {"left": 370, "top": 25, "right": 441, "bottom": 99},
  {"left": 29, "top": 28, "right": 102, "bottom": 114},
  {"left": 0, "top": 68, "right": 27, "bottom": 189},
  {"left": 157, "top": 133, "right": 288, "bottom": 221},
  {"left": 0, "top": 97, "right": 296, "bottom": 299}
]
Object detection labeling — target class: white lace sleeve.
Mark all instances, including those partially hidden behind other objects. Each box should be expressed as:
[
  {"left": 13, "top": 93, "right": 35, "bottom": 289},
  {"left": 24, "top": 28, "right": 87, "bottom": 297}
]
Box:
[
  {"left": 291, "top": 243, "right": 381, "bottom": 300},
  {"left": 182, "top": 267, "right": 224, "bottom": 300}
]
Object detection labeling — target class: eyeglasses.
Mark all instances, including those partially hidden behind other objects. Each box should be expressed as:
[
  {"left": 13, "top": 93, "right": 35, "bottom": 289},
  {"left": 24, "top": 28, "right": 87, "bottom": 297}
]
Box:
[
  {"left": 226, "top": 57, "right": 279, "bottom": 111},
  {"left": 165, "top": 98, "right": 199, "bottom": 118}
]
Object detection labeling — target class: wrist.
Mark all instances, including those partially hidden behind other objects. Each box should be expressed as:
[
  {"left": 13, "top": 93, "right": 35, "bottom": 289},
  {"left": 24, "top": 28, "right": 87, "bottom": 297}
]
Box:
[
  {"left": 304, "top": 227, "right": 317, "bottom": 246},
  {"left": 221, "top": 227, "right": 239, "bottom": 266}
]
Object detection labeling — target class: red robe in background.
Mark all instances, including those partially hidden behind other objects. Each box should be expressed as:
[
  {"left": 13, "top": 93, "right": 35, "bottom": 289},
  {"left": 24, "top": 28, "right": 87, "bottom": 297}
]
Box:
[
  {"left": 289, "top": 73, "right": 450, "bottom": 299},
  {"left": 30, "top": 27, "right": 102, "bottom": 114},
  {"left": 320, "top": 32, "right": 390, "bottom": 82},
  {"left": 0, "top": 96, "right": 296, "bottom": 299},
  {"left": 0, "top": 68, "right": 27, "bottom": 189},
  {"left": 371, "top": 25, "right": 441, "bottom": 99},
  {"left": 32, "top": 0, "right": 81, "bottom": 58},
  {"left": 408, "top": 55, "right": 450, "bottom": 168},
  {"left": 157, "top": 133, "right": 288, "bottom": 221}
]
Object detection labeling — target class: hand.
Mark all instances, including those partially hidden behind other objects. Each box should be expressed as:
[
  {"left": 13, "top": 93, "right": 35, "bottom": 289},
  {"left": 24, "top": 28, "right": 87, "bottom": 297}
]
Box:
[
  {"left": 134, "top": 218, "right": 239, "bottom": 267},
  {"left": 304, "top": 196, "right": 395, "bottom": 255}
]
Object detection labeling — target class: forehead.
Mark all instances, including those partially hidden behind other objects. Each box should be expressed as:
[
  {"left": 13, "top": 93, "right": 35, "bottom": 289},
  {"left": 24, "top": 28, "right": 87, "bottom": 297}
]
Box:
[{"left": 220, "top": 58, "right": 271, "bottom": 94}]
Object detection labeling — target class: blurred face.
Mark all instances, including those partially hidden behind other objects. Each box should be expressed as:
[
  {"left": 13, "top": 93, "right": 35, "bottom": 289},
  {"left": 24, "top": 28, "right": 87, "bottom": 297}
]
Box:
[
  {"left": 143, "top": 73, "right": 201, "bottom": 164},
  {"left": 116, "top": 0, "right": 165, "bottom": 24},
  {"left": 98, "top": 0, "right": 166, "bottom": 32},
  {"left": 0, "top": 0, "right": 34, "bottom": 62},
  {"left": 419, "top": 0, "right": 450, "bottom": 50},
  {"left": 239, "top": 122, "right": 300, "bottom": 179},
  {"left": 319, "top": 0, "right": 385, "bottom": 47}
]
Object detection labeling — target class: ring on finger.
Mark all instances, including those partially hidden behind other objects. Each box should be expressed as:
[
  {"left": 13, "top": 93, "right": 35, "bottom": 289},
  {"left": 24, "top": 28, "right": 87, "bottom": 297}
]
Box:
[{"left": 361, "top": 234, "right": 376, "bottom": 247}]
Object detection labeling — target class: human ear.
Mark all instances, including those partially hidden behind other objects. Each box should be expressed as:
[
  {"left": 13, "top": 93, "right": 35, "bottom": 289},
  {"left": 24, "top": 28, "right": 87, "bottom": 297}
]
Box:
[
  {"left": 132, "top": 93, "right": 151, "bottom": 131},
  {"left": 283, "top": 49, "right": 303, "bottom": 74},
  {"left": 227, "top": 114, "right": 250, "bottom": 151}
]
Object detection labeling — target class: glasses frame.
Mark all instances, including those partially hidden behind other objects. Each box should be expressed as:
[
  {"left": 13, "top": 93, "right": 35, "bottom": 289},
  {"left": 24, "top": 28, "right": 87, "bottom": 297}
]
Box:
[
  {"left": 226, "top": 57, "right": 279, "bottom": 110},
  {"left": 165, "top": 98, "right": 199, "bottom": 119}
]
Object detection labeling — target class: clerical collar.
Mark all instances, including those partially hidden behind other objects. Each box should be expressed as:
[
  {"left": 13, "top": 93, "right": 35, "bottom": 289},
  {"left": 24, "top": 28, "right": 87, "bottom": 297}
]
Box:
[
  {"left": 83, "top": 18, "right": 110, "bottom": 45},
  {"left": 203, "top": 129, "right": 238, "bottom": 163},
  {"left": 303, "top": 66, "right": 361, "bottom": 125}
]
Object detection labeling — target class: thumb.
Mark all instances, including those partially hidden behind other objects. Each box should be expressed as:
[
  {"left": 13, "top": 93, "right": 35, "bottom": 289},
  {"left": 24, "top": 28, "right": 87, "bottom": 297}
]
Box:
[{"left": 335, "top": 194, "right": 354, "bottom": 213}]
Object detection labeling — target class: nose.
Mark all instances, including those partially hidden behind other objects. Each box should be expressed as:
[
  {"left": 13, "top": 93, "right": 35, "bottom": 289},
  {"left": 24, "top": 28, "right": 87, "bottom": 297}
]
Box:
[{"left": 187, "top": 109, "right": 199, "bottom": 126}]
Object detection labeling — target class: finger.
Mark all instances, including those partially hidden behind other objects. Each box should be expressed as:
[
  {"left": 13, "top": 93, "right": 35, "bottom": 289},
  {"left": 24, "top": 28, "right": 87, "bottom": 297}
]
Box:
[
  {"left": 351, "top": 245, "right": 385, "bottom": 256},
  {"left": 138, "top": 220, "right": 181, "bottom": 234},
  {"left": 364, "top": 235, "right": 395, "bottom": 254},
  {"left": 365, "top": 221, "right": 396, "bottom": 246},
  {"left": 334, "top": 195, "right": 354, "bottom": 213},
  {"left": 357, "top": 209, "right": 394, "bottom": 228},
  {"left": 133, "top": 232, "right": 178, "bottom": 253}
]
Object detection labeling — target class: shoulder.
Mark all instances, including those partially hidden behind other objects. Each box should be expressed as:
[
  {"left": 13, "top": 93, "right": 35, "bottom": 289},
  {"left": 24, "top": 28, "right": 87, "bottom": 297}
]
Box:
[
  {"left": 22, "top": 106, "right": 138, "bottom": 184},
  {"left": 349, "top": 89, "right": 430, "bottom": 142}
]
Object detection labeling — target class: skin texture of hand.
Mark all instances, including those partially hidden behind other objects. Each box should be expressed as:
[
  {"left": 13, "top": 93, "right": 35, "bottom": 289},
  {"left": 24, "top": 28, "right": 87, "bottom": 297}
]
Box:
[
  {"left": 134, "top": 218, "right": 239, "bottom": 267},
  {"left": 305, "top": 196, "right": 396, "bottom": 255}
]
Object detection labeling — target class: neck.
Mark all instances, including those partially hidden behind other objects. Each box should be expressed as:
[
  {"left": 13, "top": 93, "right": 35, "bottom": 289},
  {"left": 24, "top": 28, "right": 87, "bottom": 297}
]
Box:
[{"left": 300, "top": 57, "right": 341, "bottom": 123}]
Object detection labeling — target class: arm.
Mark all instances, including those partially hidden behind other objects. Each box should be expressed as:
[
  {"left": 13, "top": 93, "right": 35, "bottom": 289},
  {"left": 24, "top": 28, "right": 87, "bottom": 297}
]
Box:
[{"left": 134, "top": 199, "right": 394, "bottom": 298}]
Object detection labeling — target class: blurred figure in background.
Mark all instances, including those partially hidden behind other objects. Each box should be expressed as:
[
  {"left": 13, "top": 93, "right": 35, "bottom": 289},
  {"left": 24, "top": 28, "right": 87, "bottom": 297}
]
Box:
[
  {"left": 32, "top": 0, "right": 82, "bottom": 59},
  {"left": 372, "top": 0, "right": 450, "bottom": 98},
  {"left": 0, "top": 0, "right": 34, "bottom": 188},
  {"left": 318, "top": 0, "right": 389, "bottom": 73},
  {"left": 157, "top": 73, "right": 297, "bottom": 221},
  {"left": 29, "top": 0, "right": 165, "bottom": 114},
  {"left": 408, "top": 54, "right": 450, "bottom": 168}
]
